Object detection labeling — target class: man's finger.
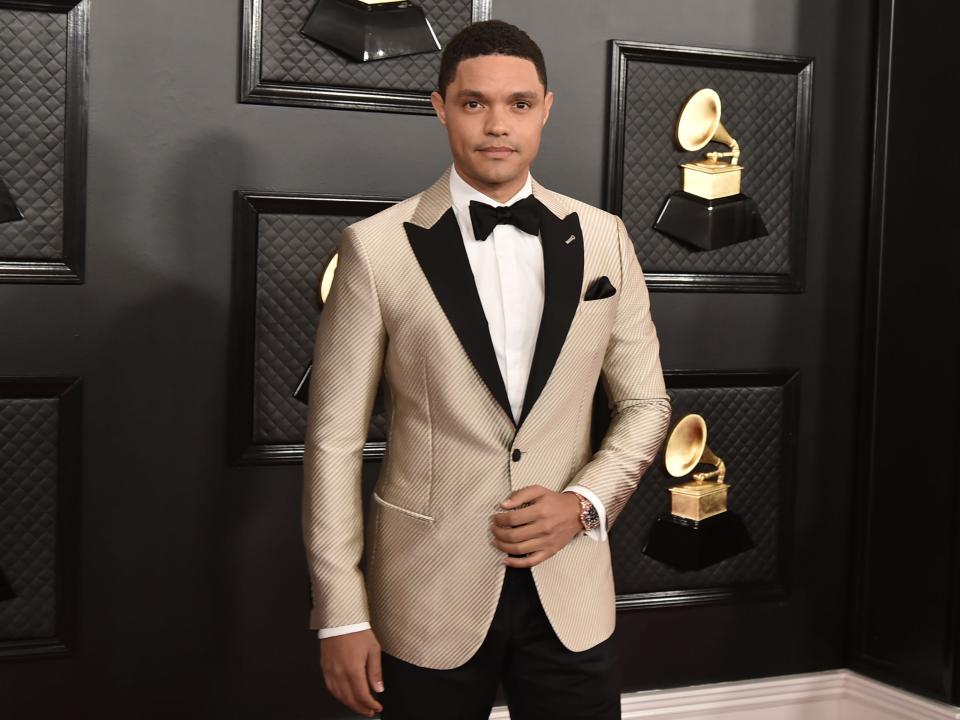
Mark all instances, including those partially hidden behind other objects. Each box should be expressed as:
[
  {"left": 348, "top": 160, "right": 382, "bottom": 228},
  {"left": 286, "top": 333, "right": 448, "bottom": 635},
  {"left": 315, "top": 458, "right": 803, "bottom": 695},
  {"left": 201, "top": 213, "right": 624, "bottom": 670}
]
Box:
[
  {"left": 348, "top": 663, "right": 382, "bottom": 716},
  {"left": 499, "top": 484, "right": 546, "bottom": 509},
  {"left": 491, "top": 530, "right": 545, "bottom": 556},
  {"left": 329, "top": 677, "right": 355, "bottom": 715},
  {"left": 490, "top": 504, "right": 539, "bottom": 527},
  {"left": 367, "top": 644, "right": 385, "bottom": 695},
  {"left": 490, "top": 522, "right": 547, "bottom": 543},
  {"left": 341, "top": 687, "right": 371, "bottom": 717},
  {"left": 502, "top": 549, "right": 549, "bottom": 568}
]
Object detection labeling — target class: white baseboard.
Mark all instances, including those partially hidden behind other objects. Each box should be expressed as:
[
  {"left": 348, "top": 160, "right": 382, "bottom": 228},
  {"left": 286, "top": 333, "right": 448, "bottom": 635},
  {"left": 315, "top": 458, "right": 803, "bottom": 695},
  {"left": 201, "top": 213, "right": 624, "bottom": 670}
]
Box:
[
  {"left": 843, "top": 671, "right": 960, "bottom": 720},
  {"left": 489, "top": 669, "right": 960, "bottom": 720}
]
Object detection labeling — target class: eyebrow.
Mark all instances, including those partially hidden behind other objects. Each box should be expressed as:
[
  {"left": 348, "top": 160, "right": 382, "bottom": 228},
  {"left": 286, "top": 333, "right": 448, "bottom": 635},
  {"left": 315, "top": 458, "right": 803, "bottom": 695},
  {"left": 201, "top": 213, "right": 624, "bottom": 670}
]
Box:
[{"left": 456, "top": 89, "right": 539, "bottom": 101}]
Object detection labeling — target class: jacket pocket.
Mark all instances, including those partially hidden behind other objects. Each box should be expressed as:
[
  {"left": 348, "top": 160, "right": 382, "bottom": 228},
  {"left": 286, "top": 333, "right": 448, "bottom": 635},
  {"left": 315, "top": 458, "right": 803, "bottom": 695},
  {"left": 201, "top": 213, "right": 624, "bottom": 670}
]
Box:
[{"left": 372, "top": 490, "right": 435, "bottom": 522}]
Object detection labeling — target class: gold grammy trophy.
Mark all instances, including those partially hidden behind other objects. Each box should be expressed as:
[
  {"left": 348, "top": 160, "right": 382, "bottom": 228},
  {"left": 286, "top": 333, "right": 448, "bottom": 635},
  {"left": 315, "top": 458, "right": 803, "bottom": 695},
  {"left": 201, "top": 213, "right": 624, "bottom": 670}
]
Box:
[
  {"left": 665, "top": 413, "right": 728, "bottom": 521},
  {"left": 642, "top": 413, "right": 754, "bottom": 570},
  {"left": 653, "top": 88, "right": 767, "bottom": 250},
  {"left": 294, "top": 252, "right": 340, "bottom": 404},
  {"left": 677, "top": 88, "right": 743, "bottom": 200}
]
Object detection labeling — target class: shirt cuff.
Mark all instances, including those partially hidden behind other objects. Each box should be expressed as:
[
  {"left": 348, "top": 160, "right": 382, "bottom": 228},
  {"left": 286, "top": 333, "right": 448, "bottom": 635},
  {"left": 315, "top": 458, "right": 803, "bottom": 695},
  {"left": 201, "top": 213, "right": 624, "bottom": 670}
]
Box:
[
  {"left": 317, "top": 621, "right": 371, "bottom": 639},
  {"left": 563, "top": 485, "right": 608, "bottom": 542}
]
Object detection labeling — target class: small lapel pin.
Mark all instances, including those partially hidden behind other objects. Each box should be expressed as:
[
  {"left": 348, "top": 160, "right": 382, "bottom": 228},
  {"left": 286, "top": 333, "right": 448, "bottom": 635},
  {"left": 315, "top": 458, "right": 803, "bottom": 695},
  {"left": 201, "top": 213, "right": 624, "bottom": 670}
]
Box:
[{"left": 565, "top": 234, "right": 576, "bottom": 244}]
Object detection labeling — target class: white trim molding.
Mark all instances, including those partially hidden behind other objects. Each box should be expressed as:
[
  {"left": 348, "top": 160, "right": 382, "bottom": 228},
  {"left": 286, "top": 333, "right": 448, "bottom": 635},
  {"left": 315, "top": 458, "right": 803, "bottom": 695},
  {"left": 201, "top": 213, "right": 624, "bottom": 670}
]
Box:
[
  {"left": 488, "top": 669, "right": 960, "bottom": 719},
  {"left": 843, "top": 671, "right": 960, "bottom": 720}
]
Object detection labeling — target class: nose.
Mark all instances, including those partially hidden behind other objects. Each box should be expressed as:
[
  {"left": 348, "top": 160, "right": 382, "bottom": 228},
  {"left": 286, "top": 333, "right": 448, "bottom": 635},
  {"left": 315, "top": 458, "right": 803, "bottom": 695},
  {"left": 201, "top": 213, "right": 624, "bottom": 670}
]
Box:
[{"left": 484, "top": 103, "right": 509, "bottom": 136}]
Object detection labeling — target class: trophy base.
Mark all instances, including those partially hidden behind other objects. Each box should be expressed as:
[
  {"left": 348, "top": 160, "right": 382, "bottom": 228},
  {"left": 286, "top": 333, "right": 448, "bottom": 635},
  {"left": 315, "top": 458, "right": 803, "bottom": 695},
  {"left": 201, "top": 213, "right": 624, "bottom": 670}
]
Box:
[
  {"left": 293, "top": 363, "right": 312, "bottom": 404},
  {"left": 1, "top": 178, "right": 23, "bottom": 224},
  {"left": 0, "top": 567, "right": 15, "bottom": 601},
  {"left": 652, "top": 191, "right": 767, "bottom": 250},
  {"left": 641, "top": 510, "right": 754, "bottom": 571},
  {"left": 300, "top": 0, "right": 440, "bottom": 63}
]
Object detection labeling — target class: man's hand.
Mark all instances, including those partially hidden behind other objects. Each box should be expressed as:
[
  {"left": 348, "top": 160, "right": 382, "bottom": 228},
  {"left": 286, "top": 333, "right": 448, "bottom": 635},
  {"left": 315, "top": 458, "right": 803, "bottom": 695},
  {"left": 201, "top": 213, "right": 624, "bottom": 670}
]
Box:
[
  {"left": 489, "top": 485, "right": 583, "bottom": 568},
  {"left": 320, "top": 628, "right": 383, "bottom": 717}
]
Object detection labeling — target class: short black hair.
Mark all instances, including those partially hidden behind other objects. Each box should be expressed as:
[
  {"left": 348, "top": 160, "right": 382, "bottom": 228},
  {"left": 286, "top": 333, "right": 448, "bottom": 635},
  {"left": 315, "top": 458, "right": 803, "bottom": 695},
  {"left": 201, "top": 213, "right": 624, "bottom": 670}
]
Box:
[{"left": 437, "top": 20, "right": 548, "bottom": 100}]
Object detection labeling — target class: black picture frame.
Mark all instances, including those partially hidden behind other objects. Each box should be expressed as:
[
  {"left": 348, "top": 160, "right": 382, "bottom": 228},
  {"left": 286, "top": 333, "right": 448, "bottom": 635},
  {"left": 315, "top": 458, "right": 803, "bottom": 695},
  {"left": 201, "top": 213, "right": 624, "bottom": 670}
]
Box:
[
  {"left": 0, "top": 0, "right": 89, "bottom": 283},
  {"left": 605, "top": 41, "right": 814, "bottom": 292},
  {"left": 610, "top": 368, "right": 800, "bottom": 610},
  {"left": 0, "top": 376, "right": 81, "bottom": 660},
  {"left": 239, "top": 0, "right": 492, "bottom": 114},
  {"left": 229, "top": 190, "right": 401, "bottom": 465}
]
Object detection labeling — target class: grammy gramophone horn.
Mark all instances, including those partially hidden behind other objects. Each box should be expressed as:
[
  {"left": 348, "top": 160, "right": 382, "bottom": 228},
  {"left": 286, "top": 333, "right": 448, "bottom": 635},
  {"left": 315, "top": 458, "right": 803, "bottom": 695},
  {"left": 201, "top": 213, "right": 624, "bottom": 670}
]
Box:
[
  {"left": 676, "top": 88, "right": 740, "bottom": 165},
  {"left": 664, "top": 413, "right": 726, "bottom": 484},
  {"left": 318, "top": 251, "right": 339, "bottom": 306}
]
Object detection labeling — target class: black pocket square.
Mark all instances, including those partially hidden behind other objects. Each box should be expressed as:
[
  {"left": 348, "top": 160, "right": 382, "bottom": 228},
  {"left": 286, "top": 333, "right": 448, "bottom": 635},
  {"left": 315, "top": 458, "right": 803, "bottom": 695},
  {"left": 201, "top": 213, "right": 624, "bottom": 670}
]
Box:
[{"left": 584, "top": 275, "right": 617, "bottom": 300}]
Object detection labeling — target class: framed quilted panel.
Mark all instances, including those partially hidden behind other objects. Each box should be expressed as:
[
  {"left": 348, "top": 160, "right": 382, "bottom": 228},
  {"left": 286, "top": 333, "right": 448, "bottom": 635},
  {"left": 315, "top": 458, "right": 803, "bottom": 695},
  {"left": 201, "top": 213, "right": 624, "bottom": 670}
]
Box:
[
  {"left": 0, "top": 376, "right": 81, "bottom": 660},
  {"left": 0, "top": 0, "right": 89, "bottom": 283},
  {"left": 598, "top": 369, "right": 800, "bottom": 610},
  {"left": 240, "top": 0, "right": 492, "bottom": 114},
  {"left": 606, "top": 41, "right": 813, "bottom": 292},
  {"left": 230, "top": 190, "right": 401, "bottom": 465}
]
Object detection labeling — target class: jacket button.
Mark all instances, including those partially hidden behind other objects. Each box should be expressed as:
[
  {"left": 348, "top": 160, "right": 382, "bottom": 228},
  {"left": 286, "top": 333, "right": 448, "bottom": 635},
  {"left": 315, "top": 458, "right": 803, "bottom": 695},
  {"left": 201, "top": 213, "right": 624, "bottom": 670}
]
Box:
[{"left": 511, "top": 448, "right": 521, "bottom": 461}]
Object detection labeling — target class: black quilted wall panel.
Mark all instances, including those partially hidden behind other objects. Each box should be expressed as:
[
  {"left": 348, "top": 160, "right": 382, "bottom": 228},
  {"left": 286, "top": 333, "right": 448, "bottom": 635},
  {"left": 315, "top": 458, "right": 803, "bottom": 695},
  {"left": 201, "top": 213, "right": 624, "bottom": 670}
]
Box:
[
  {"left": 232, "top": 193, "right": 398, "bottom": 464},
  {"left": 0, "top": 377, "right": 80, "bottom": 659},
  {"left": 0, "top": 398, "right": 57, "bottom": 638},
  {"left": 610, "top": 370, "right": 799, "bottom": 607},
  {"left": 254, "top": 212, "right": 387, "bottom": 444},
  {"left": 242, "top": 0, "right": 491, "bottom": 112},
  {"left": 0, "top": 8, "right": 67, "bottom": 258},
  {"left": 607, "top": 42, "right": 813, "bottom": 291},
  {"left": 263, "top": 0, "right": 468, "bottom": 90},
  {"left": 0, "top": 0, "right": 88, "bottom": 282}
]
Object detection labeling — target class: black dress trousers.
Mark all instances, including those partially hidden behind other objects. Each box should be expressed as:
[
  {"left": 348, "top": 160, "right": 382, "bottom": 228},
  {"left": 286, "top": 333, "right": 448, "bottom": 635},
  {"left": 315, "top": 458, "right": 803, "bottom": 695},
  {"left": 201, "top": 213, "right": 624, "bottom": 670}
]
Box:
[{"left": 377, "top": 564, "right": 621, "bottom": 720}]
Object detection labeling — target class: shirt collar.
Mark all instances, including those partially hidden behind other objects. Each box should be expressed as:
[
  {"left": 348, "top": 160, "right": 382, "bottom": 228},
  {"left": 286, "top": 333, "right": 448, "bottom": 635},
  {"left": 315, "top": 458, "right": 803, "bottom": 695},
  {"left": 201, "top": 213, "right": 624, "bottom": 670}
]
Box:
[{"left": 448, "top": 162, "right": 533, "bottom": 219}]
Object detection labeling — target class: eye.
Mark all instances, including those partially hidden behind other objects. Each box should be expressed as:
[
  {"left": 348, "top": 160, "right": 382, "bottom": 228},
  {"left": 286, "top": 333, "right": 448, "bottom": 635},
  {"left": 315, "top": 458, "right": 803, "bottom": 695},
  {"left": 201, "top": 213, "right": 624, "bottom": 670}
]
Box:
[
  {"left": 464, "top": 100, "right": 481, "bottom": 109},
  {"left": 515, "top": 101, "right": 530, "bottom": 109}
]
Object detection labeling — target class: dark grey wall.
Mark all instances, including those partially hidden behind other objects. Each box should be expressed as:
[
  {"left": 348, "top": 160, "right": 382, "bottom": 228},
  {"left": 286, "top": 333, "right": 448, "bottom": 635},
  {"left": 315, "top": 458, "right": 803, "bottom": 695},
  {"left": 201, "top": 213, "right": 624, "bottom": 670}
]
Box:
[
  {"left": 849, "top": 0, "right": 960, "bottom": 706},
  {"left": 0, "top": 0, "right": 875, "bottom": 716}
]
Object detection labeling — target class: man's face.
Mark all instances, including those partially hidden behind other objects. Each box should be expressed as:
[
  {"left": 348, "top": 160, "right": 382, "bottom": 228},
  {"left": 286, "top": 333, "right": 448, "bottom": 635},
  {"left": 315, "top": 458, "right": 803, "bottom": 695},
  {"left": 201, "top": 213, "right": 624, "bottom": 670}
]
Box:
[{"left": 430, "top": 54, "right": 554, "bottom": 197}]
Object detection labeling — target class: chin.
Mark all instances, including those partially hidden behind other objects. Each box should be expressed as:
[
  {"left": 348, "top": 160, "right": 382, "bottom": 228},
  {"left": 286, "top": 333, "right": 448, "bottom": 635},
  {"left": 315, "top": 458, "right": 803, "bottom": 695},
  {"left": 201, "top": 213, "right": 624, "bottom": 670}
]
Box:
[{"left": 472, "top": 160, "right": 521, "bottom": 183}]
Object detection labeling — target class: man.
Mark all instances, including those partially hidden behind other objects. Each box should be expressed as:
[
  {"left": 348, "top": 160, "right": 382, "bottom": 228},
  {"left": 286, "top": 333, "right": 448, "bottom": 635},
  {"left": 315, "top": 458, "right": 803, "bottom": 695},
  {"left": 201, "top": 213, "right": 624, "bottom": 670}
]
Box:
[{"left": 302, "top": 19, "right": 671, "bottom": 720}]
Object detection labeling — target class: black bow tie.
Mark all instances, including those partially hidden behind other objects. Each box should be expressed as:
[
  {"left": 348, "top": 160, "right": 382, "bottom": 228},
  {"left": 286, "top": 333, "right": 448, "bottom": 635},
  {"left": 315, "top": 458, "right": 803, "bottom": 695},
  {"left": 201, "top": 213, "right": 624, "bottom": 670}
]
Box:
[{"left": 468, "top": 195, "right": 542, "bottom": 241}]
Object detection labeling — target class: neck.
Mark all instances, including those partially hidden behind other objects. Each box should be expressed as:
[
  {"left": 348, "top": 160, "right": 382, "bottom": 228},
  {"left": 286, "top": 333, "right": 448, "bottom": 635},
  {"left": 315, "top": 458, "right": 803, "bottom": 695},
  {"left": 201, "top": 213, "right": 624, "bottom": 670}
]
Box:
[{"left": 453, "top": 162, "right": 529, "bottom": 204}]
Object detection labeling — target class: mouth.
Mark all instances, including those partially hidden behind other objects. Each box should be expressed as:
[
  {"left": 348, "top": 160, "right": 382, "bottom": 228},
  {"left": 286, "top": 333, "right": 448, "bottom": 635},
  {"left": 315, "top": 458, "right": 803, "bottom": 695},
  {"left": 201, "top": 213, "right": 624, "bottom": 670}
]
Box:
[{"left": 478, "top": 146, "right": 516, "bottom": 157}]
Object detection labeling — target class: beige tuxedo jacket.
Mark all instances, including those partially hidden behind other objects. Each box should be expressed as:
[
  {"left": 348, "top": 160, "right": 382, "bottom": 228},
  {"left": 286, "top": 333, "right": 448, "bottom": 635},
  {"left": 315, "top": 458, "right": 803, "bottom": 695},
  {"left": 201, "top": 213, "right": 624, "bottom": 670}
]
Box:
[{"left": 302, "top": 166, "right": 671, "bottom": 670}]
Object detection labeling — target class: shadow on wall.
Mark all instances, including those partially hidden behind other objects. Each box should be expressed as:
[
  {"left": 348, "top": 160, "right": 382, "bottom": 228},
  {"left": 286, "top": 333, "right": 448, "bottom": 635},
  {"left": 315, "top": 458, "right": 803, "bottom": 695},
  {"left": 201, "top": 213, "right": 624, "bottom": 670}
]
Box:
[{"left": 74, "top": 129, "right": 249, "bottom": 714}]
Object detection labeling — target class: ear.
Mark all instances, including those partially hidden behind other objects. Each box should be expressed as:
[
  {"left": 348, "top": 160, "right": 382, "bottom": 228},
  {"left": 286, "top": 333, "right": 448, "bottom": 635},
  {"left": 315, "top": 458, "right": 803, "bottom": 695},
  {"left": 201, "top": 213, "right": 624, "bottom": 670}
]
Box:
[
  {"left": 542, "top": 90, "right": 555, "bottom": 127},
  {"left": 430, "top": 91, "right": 447, "bottom": 126}
]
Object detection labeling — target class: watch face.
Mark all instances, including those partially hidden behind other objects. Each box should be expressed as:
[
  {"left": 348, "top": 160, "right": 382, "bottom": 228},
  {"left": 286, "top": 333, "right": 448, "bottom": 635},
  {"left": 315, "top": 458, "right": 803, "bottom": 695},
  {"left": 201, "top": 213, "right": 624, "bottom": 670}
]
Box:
[
  {"left": 572, "top": 492, "right": 600, "bottom": 530},
  {"left": 586, "top": 513, "right": 600, "bottom": 530}
]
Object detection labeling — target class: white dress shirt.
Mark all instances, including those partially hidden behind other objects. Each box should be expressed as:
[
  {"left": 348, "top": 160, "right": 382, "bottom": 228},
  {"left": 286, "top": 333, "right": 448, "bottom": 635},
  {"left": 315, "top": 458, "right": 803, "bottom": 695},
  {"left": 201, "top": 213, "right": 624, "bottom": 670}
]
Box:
[{"left": 317, "top": 164, "right": 607, "bottom": 639}]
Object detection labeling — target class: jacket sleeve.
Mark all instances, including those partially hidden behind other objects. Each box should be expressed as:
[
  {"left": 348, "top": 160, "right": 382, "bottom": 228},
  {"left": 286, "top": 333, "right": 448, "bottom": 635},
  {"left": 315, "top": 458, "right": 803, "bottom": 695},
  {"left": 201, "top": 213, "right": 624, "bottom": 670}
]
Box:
[
  {"left": 563, "top": 214, "right": 672, "bottom": 532},
  {"left": 302, "top": 225, "right": 387, "bottom": 630}
]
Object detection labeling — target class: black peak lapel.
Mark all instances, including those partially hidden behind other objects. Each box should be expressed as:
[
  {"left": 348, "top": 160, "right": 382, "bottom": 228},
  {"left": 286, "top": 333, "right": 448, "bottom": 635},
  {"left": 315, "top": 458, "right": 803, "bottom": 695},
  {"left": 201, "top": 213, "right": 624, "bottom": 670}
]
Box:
[
  {"left": 516, "top": 204, "right": 584, "bottom": 430},
  {"left": 403, "top": 208, "right": 516, "bottom": 428}
]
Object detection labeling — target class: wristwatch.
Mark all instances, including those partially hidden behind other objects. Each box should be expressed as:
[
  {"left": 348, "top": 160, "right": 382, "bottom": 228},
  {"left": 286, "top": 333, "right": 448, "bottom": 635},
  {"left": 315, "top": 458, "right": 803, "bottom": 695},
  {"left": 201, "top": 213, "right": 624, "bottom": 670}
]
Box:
[{"left": 569, "top": 491, "right": 601, "bottom": 532}]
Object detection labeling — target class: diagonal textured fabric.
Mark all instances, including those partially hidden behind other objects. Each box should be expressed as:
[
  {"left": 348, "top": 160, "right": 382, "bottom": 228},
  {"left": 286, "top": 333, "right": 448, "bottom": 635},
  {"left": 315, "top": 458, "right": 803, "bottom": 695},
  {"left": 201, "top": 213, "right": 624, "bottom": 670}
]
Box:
[
  {"left": 302, "top": 165, "right": 672, "bottom": 670},
  {"left": 469, "top": 194, "right": 542, "bottom": 240}
]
